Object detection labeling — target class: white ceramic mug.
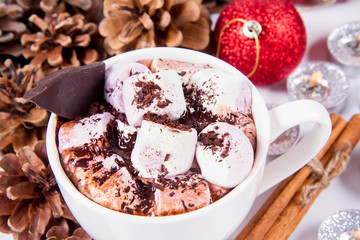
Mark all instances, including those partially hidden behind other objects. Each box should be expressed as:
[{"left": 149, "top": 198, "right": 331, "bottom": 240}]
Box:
[{"left": 46, "top": 47, "right": 331, "bottom": 240}]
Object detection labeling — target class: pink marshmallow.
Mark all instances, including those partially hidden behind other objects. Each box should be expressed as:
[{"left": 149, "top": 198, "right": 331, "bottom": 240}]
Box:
[
  {"left": 196, "top": 122, "right": 254, "bottom": 188},
  {"left": 104, "top": 62, "right": 150, "bottom": 112},
  {"left": 153, "top": 172, "right": 211, "bottom": 216},
  {"left": 150, "top": 58, "right": 211, "bottom": 85}
]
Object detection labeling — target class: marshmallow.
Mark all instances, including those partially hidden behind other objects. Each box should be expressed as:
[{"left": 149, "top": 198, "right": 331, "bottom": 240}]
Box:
[
  {"left": 154, "top": 172, "right": 211, "bottom": 216},
  {"left": 150, "top": 58, "right": 211, "bottom": 85},
  {"left": 122, "top": 70, "right": 186, "bottom": 126},
  {"left": 196, "top": 122, "right": 254, "bottom": 188},
  {"left": 131, "top": 120, "right": 197, "bottom": 178},
  {"left": 58, "top": 112, "right": 114, "bottom": 153},
  {"left": 188, "top": 69, "right": 252, "bottom": 116},
  {"left": 61, "top": 152, "right": 154, "bottom": 215},
  {"left": 104, "top": 62, "right": 151, "bottom": 112}
]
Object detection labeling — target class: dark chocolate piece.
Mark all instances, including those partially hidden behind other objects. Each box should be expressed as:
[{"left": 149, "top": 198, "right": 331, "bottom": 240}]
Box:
[{"left": 24, "top": 62, "right": 105, "bottom": 119}]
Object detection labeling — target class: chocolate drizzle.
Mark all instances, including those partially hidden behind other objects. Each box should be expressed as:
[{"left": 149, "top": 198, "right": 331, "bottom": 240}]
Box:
[{"left": 106, "top": 119, "right": 139, "bottom": 176}]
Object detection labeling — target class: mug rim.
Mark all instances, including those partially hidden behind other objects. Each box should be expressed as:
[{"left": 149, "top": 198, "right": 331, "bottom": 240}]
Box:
[{"left": 46, "top": 47, "right": 271, "bottom": 224}]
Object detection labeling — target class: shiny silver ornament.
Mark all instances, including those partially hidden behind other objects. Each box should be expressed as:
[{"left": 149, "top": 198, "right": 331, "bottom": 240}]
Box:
[
  {"left": 328, "top": 21, "right": 360, "bottom": 67},
  {"left": 318, "top": 209, "right": 360, "bottom": 240},
  {"left": 287, "top": 61, "right": 349, "bottom": 111}
]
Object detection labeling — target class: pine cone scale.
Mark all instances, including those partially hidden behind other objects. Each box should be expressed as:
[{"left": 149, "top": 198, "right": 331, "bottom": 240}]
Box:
[
  {"left": 138, "top": 13, "right": 154, "bottom": 30},
  {"left": 164, "top": 23, "right": 182, "bottom": 46},
  {"left": 0, "top": 195, "right": 20, "bottom": 216},
  {"left": 48, "top": 45, "right": 63, "bottom": 66},
  {"left": 0, "top": 175, "right": 28, "bottom": 194},
  {"left": 28, "top": 199, "right": 52, "bottom": 237},
  {"left": 0, "top": 153, "right": 23, "bottom": 175},
  {"left": 170, "top": 1, "right": 200, "bottom": 27},
  {"left": 81, "top": 48, "right": 99, "bottom": 64},
  {"left": 180, "top": 17, "right": 209, "bottom": 50},
  {"left": 0, "top": 216, "right": 12, "bottom": 234},
  {"left": 6, "top": 181, "right": 42, "bottom": 200},
  {"left": 8, "top": 199, "right": 30, "bottom": 232},
  {"left": 17, "top": 146, "right": 46, "bottom": 174},
  {"left": 99, "top": 15, "right": 132, "bottom": 37},
  {"left": 43, "top": 190, "right": 64, "bottom": 217},
  {"left": 118, "top": 19, "right": 144, "bottom": 44}
]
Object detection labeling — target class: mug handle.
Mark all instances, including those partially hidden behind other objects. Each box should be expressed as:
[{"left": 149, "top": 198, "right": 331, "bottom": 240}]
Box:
[{"left": 257, "top": 99, "right": 332, "bottom": 195}]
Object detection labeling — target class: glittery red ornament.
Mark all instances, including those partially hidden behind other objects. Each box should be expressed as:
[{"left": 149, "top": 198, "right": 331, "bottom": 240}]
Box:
[{"left": 214, "top": 0, "right": 306, "bottom": 86}]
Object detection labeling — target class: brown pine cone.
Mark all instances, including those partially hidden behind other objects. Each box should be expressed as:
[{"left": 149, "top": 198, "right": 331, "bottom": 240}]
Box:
[
  {"left": 99, "top": 0, "right": 212, "bottom": 55},
  {"left": 0, "top": 141, "right": 92, "bottom": 240},
  {"left": 0, "top": 59, "right": 49, "bottom": 154},
  {"left": 0, "top": 2, "right": 28, "bottom": 72},
  {"left": 21, "top": 11, "right": 105, "bottom": 74}
]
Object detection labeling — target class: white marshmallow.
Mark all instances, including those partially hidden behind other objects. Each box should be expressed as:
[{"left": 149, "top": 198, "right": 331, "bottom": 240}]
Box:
[
  {"left": 58, "top": 112, "right": 114, "bottom": 152},
  {"left": 188, "top": 69, "right": 252, "bottom": 116},
  {"left": 196, "top": 122, "right": 254, "bottom": 188},
  {"left": 122, "top": 70, "right": 186, "bottom": 127},
  {"left": 131, "top": 120, "right": 197, "bottom": 178},
  {"left": 104, "top": 62, "right": 151, "bottom": 112}
]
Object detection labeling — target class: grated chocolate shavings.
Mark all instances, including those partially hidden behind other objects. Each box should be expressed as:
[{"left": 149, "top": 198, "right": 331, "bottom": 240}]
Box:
[
  {"left": 92, "top": 161, "right": 103, "bottom": 173},
  {"left": 143, "top": 113, "right": 192, "bottom": 131},
  {"left": 220, "top": 141, "right": 231, "bottom": 158},
  {"left": 157, "top": 99, "right": 172, "bottom": 108},
  {"left": 164, "top": 154, "right": 171, "bottom": 162},
  {"left": 133, "top": 80, "right": 161, "bottom": 109},
  {"left": 198, "top": 131, "right": 224, "bottom": 154},
  {"left": 152, "top": 182, "right": 165, "bottom": 191},
  {"left": 74, "top": 156, "right": 93, "bottom": 168},
  {"left": 181, "top": 200, "right": 188, "bottom": 212},
  {"left": 160, "top": 164, "right": 169, "bottom": 176}
]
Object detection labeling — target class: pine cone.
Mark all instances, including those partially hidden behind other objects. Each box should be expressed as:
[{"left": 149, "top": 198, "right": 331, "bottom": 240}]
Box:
[
  {"left": 0, "top": 59, "right": 49, "bottom": 154},
  {"left": 0, "top": 141, "right": 92, "bottom": 240},
  {"left": 0, "top": 2, "right": 28, "bottom": 72},
  {"left": 21, "top": 11, "right": 104, "bottom": 73},
  {"left": 99, "top": 0, "right": 211, "bottom": 55}
]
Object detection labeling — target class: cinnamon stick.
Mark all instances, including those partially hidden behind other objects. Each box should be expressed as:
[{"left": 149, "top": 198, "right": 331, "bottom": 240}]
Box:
[
  {"left": 263, "top": 114, "right": 360, "bottom": 240},
  {"left": 236, "top": 113, "right": 346, "bottom": 240}
]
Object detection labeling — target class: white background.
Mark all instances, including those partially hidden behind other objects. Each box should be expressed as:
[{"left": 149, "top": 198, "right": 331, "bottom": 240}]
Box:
[
  {"left": 228, "top": 0, "right": 360, "bottom": 239},
  {"left": 1, "top": 1, "right": 360, "bottom": 239}
]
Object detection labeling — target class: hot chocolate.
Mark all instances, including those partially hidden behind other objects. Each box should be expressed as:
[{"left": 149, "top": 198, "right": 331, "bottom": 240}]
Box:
[{"left": 56, "top": 58, "right": 256, "bottom": 216}]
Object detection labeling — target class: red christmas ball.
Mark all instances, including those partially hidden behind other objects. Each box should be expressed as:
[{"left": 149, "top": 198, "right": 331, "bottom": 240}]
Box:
[{"left": 214, "top": 0, "right": 306, "bottom": 86}]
